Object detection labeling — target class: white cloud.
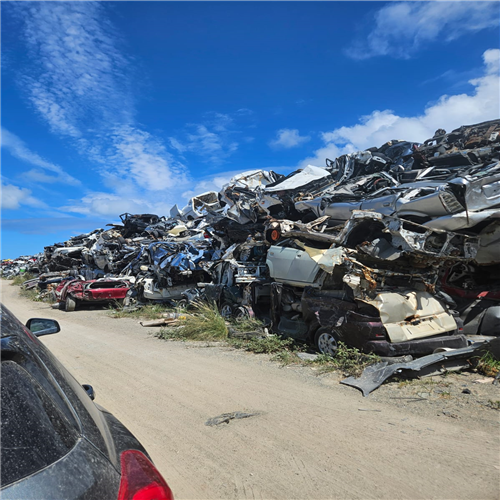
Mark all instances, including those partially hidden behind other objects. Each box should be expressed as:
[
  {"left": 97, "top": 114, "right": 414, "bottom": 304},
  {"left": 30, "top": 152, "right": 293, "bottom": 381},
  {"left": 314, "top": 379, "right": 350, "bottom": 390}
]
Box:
[
  {"left": 1, "top": 183, "right": 48, "bottom": 210},
  {"left": 1, "top": 217, "right": 109, "bottom": 235},
  {"left": 346, "top": 1, "right": 500, "bottom": 60},
  {"left": 170, "top": 112, "right": 241, "bottom": 164},
  {"left": 1, "top": 128, "right": 81, "bottom": 186},
  {"left": 300, "top": 49, "right": 500, "bottom": 168},
  {"left": 23, "top": 169, "right": 65, "bottom": 184},
  {"left": 15, "top": 2, "right": 186, "bottom": 208},
  {"left": 60, "top": 191, "right": 178, "bottom": 219},
  {"left": 269, "top": 129, "right": 311, "bottom": 149},
  {"left": 108, "top": 125, "right": 188, "bottom": 192},
  {"left": 181, "top": 171, "right": 241, "bottom": 200}
]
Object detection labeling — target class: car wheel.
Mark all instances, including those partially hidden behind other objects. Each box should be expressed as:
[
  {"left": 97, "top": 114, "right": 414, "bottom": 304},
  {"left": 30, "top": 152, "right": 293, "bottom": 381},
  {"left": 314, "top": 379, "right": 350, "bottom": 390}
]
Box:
[
  {"left": 220, "top": 301, "right": 234, "bottom": 319},
  {"left": 234, "top": 306, "right": 251, "bottom": 321},
  {"left": 314, "top": 327, "right": 339, "bottom": 357},
  {"left": 65, "top": 296, "right": 76, "bottom": 312},
  {"left": 176, "top": 299, "right": 189, "bottom": 310}
]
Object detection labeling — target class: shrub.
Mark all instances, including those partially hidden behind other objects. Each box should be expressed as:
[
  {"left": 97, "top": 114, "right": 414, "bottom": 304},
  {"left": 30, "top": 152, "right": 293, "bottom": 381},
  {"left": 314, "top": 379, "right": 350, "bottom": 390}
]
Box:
[
  {"left": 155, "top": 328, "right": 186, "bottom": 341},
  {"left": 154, "top": 301, "right": 227, "bottom": 341},
  {"left": 309, "top": 342, "right": 380, "bottom": 377},
  {"left": 12, "top": 273, "right": 35, "bottom": 286},
  {"left": 475, "top": 351, "right": 500, "bottom": 377},
  {"left": 230, "top": 335, "right": 296, "bottom": 354},
  {"left": 19, "top": 288, "right": 42, "bottom": 302},
  {"left": 110, "top": 304, "right": 174, "bottom": 320}
]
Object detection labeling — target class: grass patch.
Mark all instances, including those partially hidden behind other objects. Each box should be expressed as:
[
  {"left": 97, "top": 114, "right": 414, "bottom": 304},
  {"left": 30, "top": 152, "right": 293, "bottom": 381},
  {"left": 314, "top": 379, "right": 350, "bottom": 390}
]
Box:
[
  {"left": 153, "top": 307, "right": 379, "bottom": 376},
  {"left": 12, "top": 273, "right": 36, "bottom": 286},
  {"left": 397, "top": 378, "right": 413, "bottom": 388},
  {"left": 110, "top": 304, "right": 174, "bottom": 320},
  {"left": 19, "top": 288, "right": 42, "bottom": 302},
  {"left": 230, "top": 335, "right": 296, "bottom": 354},
  {"left": 156, "top": 302, "right": 228, "bottom": 341},
  {"left": 272, "top": 350, "right": 300, "bottom": 365},
  {"left": 487, "top": 400, "right": 500, "bottom": 410},
  {"left": 307, "top": 343, "right": 380, "bottom": 377},
  {"left": 230, "top": 334, "right": 300, "bottom": 366},
  {"left": 439, "top": 391, "right": 452, "bottom": 399},
  {"left": 231, "top": 317, "right": 265, "bottom": 332},
  {"left": 416, "top": 378, "right": 438, "bottom": 389},
  {"left": 475, "top": 351, "right": 500, "bottom": 378},
  {"left": 155, "top": 328, "right": 187, "bottom": 341}
]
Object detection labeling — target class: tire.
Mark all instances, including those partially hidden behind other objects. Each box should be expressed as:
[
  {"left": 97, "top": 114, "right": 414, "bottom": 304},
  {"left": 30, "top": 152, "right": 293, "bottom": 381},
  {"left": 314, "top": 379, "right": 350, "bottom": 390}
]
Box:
[
  {"left": 176, "top": 299, "right": 189, "bottom": 310},
  {"left": 65, "top": 296, "right": 76, "bottom": 312},
  {"left": 220, "top": 301, "right": 234, "bottom": 319},
  {"left": 234, "top": 306, "right": 251, "bottom": 321},
  {"left": 314, "top": 327, "right": 339, "bottom": 357}
]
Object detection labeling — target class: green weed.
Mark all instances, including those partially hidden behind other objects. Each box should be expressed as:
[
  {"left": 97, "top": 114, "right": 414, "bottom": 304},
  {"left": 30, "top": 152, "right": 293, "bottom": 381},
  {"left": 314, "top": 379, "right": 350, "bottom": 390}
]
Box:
[
  {"left": 308, "top": 342, "right": 380, "bottom": 377},
  {"left": 230, "top": 335, "right": 296, "bottom": 354},
  {"left": 272, "top": 350, "right": 300, "bottom": 365},
  {"left": 230, "top": 317, "right": 265, "bottom": 332},
  {"left": 19, "top": 288, "right": 42, "bottom": 302},
  {"left": 109, "top": 304, "right": 174, "bottom": 320},
  {"left": 475, "top": 351, "right": 500, "bottom": 377},
  {"left": 487, "top": 400, "right": 500, "bottom": 410},
  {"left": 171, "top": 302, "right": 227, "bottom": 341},
  {"left": 155, "top": 328, "right": 187, "bottom": 341},
  {"left": 12, "top": 273, "right": 36, "bottom": 286},
  {"left": 311, "top": 353, "right": 336, "bottom": 365},
  {"left": 397, "top": 378, "right": 413, "bottom": 388}
]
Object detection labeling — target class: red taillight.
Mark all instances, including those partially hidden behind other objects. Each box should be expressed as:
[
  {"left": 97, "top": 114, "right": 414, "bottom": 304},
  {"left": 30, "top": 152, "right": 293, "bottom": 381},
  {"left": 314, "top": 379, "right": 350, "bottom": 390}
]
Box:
[{"left": 117, "top": 450, "right": 174, "bottom": 500}]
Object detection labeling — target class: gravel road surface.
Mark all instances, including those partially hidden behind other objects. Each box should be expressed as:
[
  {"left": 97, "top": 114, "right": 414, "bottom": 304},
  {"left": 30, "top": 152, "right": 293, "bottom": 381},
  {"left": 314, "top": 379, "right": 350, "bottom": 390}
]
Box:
[{"left": 2, "top": 281, "right": 499, "bottom": 500}]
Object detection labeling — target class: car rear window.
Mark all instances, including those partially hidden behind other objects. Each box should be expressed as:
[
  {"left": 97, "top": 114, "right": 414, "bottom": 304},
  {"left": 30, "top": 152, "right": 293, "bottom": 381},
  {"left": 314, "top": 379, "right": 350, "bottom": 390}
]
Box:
[{"left": 1, "top": 361, "right": 79, "bottom": 487}]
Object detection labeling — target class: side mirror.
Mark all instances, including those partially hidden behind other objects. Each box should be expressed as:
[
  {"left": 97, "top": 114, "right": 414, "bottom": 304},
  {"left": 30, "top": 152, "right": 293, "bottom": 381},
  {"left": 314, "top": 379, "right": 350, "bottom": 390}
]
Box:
[
  {"left": 82, "top": 384, "right": 96, "bottom": 400},
  {"left": 26, "top": 318, "right": 61, "bottom": 337}
]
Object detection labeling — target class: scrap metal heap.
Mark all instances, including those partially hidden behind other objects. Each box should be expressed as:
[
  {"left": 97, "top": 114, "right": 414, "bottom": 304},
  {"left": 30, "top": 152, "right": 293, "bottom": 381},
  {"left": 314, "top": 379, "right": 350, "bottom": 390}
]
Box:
[{"left": 4, "top": 119, "right": 499, "bottom": 356}]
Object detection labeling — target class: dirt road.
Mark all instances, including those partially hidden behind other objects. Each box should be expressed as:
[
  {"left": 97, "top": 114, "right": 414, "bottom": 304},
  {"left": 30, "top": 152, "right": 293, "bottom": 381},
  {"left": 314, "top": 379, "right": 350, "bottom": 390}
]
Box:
[{"left": 2, "top": 281, "right": 499, "bottom": 500}]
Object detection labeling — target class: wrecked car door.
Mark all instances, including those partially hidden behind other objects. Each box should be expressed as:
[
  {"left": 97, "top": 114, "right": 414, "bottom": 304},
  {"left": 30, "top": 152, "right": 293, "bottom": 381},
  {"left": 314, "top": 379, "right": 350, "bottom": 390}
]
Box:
[{"left": 266, "top": 245, "right": 321, "bottom": 287}]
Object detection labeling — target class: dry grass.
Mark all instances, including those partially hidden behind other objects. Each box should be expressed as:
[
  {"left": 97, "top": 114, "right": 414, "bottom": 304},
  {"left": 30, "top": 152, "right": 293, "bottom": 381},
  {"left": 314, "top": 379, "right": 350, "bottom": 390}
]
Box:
[
  {"left": 475, "top": 351, "right": 500, "bottom": 377},
  {"left": 109, "top": 304, "right": 174, "bottom": 320},
  {"left": 157, "top": 301, "right": 228, "bottom": 341},
  {"left": 11, "top": 273, "right": 36, "bottom": 286}
]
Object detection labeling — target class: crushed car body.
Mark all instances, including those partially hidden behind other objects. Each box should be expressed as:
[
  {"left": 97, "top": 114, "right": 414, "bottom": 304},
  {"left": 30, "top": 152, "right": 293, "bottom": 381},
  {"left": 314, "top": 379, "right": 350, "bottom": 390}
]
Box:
[
  {"left": 5, "top": 119, "right": 499, "bottom": 360},
  {"left": 264, "top": 211, "right": 478, "bottom": 356},
  {"left": 55, "top": 278, "right": 131, "bottom": 312}
]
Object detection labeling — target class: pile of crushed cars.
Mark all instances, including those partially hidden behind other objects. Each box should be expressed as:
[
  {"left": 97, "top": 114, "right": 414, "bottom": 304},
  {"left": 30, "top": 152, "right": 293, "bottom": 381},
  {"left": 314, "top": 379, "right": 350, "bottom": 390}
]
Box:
[
  {"left": 1, "top": 256, "right": 40, "bottom": 278},
  {"left": 7, "top": 119, "right": 500, "bottom": 361}
]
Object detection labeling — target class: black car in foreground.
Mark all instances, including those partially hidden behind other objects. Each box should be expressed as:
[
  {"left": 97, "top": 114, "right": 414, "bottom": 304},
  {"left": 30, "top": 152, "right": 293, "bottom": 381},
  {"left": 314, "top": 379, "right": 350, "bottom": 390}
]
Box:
[{"left": 0, "top": 304, "right": 174, "bottom": 500}]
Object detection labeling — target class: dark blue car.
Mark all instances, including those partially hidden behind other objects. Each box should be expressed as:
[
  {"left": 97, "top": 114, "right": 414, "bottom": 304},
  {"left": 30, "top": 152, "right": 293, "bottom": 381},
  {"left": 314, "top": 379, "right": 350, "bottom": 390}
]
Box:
[{"left": 0, "top": 304, "right": 174, "bottom": 500}]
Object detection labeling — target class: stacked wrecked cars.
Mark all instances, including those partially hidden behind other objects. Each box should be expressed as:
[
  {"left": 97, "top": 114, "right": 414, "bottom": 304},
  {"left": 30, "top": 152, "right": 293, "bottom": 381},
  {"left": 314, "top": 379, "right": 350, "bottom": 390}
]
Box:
[
  {"left": 6, "top": 119, "right": 500, "bottom": 359},
  {"left": 264, "top": 212, "right": 477, "bottom": 356}
]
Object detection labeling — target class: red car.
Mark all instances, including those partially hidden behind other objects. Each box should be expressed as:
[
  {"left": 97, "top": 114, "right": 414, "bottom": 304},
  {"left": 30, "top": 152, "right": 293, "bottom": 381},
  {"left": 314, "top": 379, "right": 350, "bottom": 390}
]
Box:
[{"left": 56, "top": 278, "right": 131, "bottom": 312}]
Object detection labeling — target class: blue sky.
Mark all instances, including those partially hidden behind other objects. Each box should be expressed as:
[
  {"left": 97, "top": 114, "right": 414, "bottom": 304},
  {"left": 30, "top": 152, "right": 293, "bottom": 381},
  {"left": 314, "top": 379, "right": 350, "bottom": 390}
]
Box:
[{"left": 2, "top": 1, "right": 499, "bottom": 258}]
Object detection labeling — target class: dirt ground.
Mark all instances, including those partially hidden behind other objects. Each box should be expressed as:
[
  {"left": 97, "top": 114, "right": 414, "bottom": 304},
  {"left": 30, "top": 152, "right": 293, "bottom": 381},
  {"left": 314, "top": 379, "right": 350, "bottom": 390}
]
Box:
[{"left": 2, "top": 281, "right": 499, "bottom": 500}]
